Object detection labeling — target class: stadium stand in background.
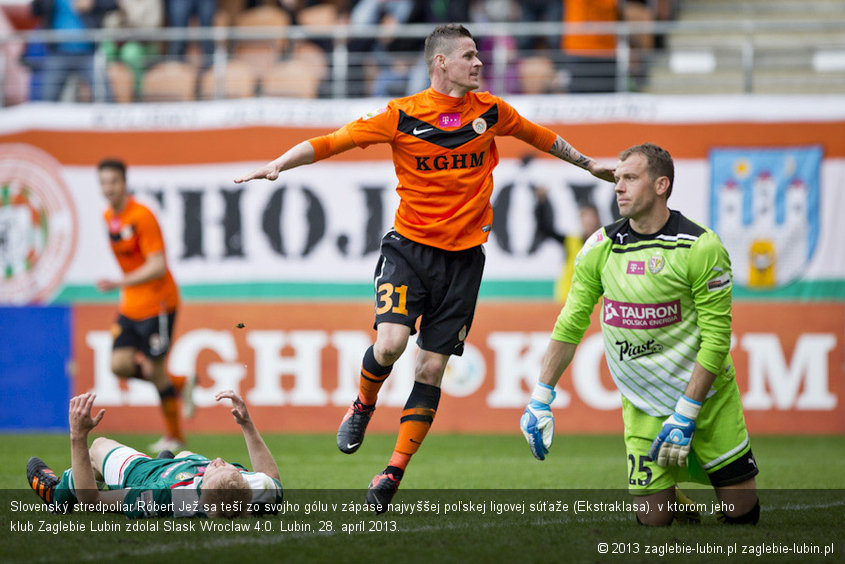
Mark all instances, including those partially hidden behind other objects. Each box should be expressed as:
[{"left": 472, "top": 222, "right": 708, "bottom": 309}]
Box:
[
  {"left": 646, "top": 0, "right": 845, "bottom": 94},
  {"left": 1, "top": 0, "right": 844, "bottom": 104}
]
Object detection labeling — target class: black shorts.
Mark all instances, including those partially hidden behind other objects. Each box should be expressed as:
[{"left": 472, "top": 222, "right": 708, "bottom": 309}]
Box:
[
  {"left": 708, "top": 448, "right": 760, "bottom": 488},
  {"left": 112, "top": 310, "right": 177, "bottom": 359},
  {"left": 373, "top": 230, "right": 485, "bottom": 356}
]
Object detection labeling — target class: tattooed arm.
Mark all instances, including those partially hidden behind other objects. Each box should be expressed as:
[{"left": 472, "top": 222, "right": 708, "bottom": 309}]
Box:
[{"left": 549, "top": 136, "right": 616, "bottom": 183}]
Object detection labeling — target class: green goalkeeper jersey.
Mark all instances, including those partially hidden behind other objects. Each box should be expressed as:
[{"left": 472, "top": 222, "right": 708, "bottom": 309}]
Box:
[{"left": 552, "top": 210, "right": 735, "bottom": 417}]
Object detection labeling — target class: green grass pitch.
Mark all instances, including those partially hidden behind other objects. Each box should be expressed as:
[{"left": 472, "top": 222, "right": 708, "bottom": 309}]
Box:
[{"left": 1, "top": 432, "right": 844, "bottom": 563}]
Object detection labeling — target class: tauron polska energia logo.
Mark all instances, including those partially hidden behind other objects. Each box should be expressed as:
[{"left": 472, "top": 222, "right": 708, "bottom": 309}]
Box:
[
  {"left": 0, "top": 144, "right": 77, "bottom": 303},
  {"left": 603, "top": 298, "right": 681, "bottom": 329}
]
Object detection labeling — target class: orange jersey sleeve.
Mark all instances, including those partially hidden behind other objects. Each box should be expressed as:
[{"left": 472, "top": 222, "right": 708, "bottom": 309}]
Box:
[
  {"left": 496, "top": 98, "right": 558, "bottom": 151},
  {"left": 308, "top": 124, "right": 358, "bottom": 161},
  {"left": 105, "top": 198, "right": 179, "bottom": 320},
  {"left": 333, "top": 89, "right": 561, "bottom": 250}
]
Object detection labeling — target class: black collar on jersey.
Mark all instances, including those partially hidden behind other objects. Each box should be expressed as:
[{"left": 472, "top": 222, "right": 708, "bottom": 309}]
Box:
[
  {"left": 604, "top": 210, "right": 705, "bottom": 253},
  {"left": 396, "top": 105, "right": 499, "bottom": 149}
]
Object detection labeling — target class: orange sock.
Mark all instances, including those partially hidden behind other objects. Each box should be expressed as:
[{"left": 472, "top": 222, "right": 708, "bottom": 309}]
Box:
[
  {"left": 388, "top": 452, "right": 411, "bottom": 470},
  {"left": 359, "top": 346, "right": 393, "bottom": 405},
  {"left": 359, "top": 372, "right": 389, "bottom": 406},
  {"left": 389, "top": 382, "right": 441, "bottom": 471},
  {"left": 170, "top": 374, "right": 187, "bottom": 394},
  {"left": 159, "top": 386, "right": 183, "bottom": 442}
]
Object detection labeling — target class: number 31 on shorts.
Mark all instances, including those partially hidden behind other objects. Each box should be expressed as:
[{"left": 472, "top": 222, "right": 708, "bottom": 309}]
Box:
[{"left": 376, "top": 283, "right": 409, "bottom": 316}]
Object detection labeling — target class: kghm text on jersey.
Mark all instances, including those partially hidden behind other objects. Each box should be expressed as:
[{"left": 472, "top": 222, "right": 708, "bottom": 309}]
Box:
[{"left": 415, "top": 152, "right": 484, "bottom": 171}]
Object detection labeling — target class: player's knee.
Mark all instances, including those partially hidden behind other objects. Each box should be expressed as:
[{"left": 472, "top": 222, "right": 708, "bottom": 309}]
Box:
[
  {"left": 89, "top": 437, "right": 121, "bottom": 459},
  {"left": 110, "top": 359, "right": 136, "bottom": 379},
  {"left": 636, "top": 509, "right": 673, "bottom": 527},
  {"left": 91, "top": 437, "right": 109, "bottom": 450},
  {"left": 89, "top": 437, "right": 111, "bottom": 463},
  {"left": 414, "top": 356, "right": 448, "bottom": 386},
  {"left": 373, "top": 338, "right": 406, "bottom": 365},
  {"left": 719, "top": 498, "right": 760, "bottom": 525}
]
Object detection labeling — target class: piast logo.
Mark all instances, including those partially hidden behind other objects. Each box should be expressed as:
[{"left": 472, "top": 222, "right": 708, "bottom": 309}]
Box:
[
  {"left": 615, "top": 339, "right": 664, "bottom": 361},
  {"left": 0, "top": 144, "right": 77, "bottom": 303}
]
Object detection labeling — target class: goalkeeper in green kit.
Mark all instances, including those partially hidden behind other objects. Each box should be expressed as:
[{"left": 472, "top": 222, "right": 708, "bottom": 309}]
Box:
[{"left": 521, "top": 143, "right": 759, "bottom": 526}]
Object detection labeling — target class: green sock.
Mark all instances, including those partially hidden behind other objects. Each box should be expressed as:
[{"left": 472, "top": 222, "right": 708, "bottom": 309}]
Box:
[{"left": 54, "top": 469, "right": 79, "bottom": 512}]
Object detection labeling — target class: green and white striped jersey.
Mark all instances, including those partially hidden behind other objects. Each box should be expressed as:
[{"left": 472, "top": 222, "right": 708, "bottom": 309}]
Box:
[{"left": 552, "top": 210, "right": 735, "bottom": 417}]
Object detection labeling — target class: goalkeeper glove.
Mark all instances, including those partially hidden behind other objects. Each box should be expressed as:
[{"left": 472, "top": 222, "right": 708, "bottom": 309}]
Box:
[
  {"left": 520, "top": 383, "right": 556, "bottom": 461},
  {"left": 648, "top": 395, "right": 701, "bottom": 467}
]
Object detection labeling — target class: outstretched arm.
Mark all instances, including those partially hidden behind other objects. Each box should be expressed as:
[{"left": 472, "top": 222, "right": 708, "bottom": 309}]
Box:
[
  {"left": 96, "top": 252, "right": 166, "bottom": 292},
  {"left": 215, "top": 390, "right": 281, "bottom": 482},
  {"left": 505, "top": 107, "right": 615, "bottom": 183},
  {"left": 234, "top": 141, "right": 316, "bottom": 183},
  {"left": 68, "top": 394, "right": 128, "bottom": 509},
  {"left": 235, "top": 124, "right": 363, "bottom": 184},
  {"left": 549, "top": 136, "right": 616, "bottom": 183}
]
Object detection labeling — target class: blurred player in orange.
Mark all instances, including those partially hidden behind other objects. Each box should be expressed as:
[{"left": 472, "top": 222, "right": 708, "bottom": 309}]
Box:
[
  {"left": 236, "top": 24, "right": 615, "bottom": 512},
  {"left": 95, "top": 158, "right": 189, "bottom": 454}
]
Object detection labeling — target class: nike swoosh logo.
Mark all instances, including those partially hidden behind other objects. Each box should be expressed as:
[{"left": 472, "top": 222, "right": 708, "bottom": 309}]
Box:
[
  {"left": 409, "top": 438, "right": 421, "bottom": 444},
  {"left": 413, "top": 127, "right": 433, "bottom": 135},
  {"left": 347, "top": 442, "right": 360, "bottom": 449}
]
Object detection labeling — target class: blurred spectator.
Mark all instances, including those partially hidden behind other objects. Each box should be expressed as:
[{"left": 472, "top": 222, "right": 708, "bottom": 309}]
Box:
[
  {"left": 401, "top": 0, "right": 472, "bottom": 94},
  {"left": 272, "top": 0, "right": 350, "bottom": 24},
  {"left": 2, "top": 9, "right": 31, "bottom": 104},
  {"left": 369, "top": 50, "right": 413, "bottom": 96},
  {"left": 561, "top": 0, "right": 618, "bottom": 93},
  {"left": 276, "top": 0, "right": 302, "bottom": 20},
  {"left": 349, "top": 0, "right": 472, "bottom": 97},
  {"left": 349, "top": 0, "right": 412, "bottom": 26},
  {"left": 473, "top": 0, "right": 521, "bottom": 95},
  {"left": 477, "top": 34, "right": 519, "bottom": 94},
  {"left": 517, "top": 0, "right": 562, "bottom": 51},
  {"left": 650, "top": 0, "right": 676, "bottom": 49},
  {"left": 30, "top": 0, "right": 116, "bottom": 101},
  {"left": 165, "top": 0, "right": 216, "bottom": 66},
  {"left": 517, "top": 54, "right": 559, "bottom": 94},
  {"left": 366, "top": 21, "right": 407, "bottom": 95},
  {"left": 408, "top": 0, "right": 471, "bottom": 24},
  {"left": 532, "top": 186, "right": 602, "bottom": 303},
  {"left": 348, "top": 1, "right": 413, "bottom": 97},
  {"left": 623, "top": 0, "right": 656, "bottom": 89},
  {"left": 102, "top": 0, "right": 164, "bottom": 93},
  {"left": 562, "top": 0, "right": 659, "bottom": 93},
  {"left": 105, "top": 0, "right": 163, "bottom": 28}
]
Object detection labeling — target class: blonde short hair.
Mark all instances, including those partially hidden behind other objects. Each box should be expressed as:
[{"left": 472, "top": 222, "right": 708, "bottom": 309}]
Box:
[{"left": 201, "top": 470, "right": 251, "bottom": 519}]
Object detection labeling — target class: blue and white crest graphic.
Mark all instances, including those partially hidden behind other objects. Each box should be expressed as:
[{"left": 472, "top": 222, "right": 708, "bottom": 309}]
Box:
[{"left": 709, "top": 147, "right": 822, "bottom": 288}]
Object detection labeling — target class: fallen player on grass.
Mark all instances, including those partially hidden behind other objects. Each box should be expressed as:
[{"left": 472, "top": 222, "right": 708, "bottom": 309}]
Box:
[{"left": 27, "top": 390, "right": 282, "bottom": 518}]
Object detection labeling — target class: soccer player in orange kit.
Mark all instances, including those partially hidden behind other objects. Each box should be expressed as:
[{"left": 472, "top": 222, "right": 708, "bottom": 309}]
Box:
[
  {"left": 96, "top": 158, "right": 189, "bottom": 454},
  {"left": 236, "top": 24, "right": 616, "bottom": 512}
]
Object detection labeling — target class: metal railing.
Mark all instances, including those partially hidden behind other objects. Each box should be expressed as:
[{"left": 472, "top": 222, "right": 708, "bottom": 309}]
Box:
[{"left": 2, "top": 18, "right": 845, "bottom": 104}]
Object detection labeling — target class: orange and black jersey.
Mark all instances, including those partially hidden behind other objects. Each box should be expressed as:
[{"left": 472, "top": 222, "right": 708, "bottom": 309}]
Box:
[
  {"left": 104, "top": 197, "right": 179, "bottom": 320},
  {"left": 309, "top": 88, "right": 558, "bottom": 250}
]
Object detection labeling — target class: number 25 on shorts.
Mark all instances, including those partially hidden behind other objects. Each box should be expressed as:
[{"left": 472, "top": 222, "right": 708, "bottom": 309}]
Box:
[{"left": 376, "top": 283, "right": 409, "bottom": 316}]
